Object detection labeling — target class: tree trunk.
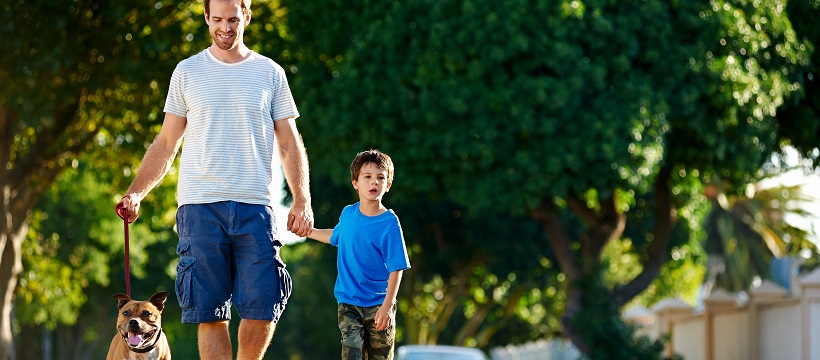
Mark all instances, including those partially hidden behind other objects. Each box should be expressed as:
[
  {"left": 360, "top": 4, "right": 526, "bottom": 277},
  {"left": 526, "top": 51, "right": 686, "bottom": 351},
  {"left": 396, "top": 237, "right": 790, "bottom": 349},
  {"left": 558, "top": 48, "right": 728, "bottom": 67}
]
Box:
[
  {"left": 0, "top": 94, "right": 93, "bottom": 360},
  {"left": 13, "top": 324, "right": 41, "bottom": 360},
  {"left": 0, "top": 210, "right": 27, "bottom": 360},
  {"left": 559, "top": 285, "right": 591, "bottom": 355},
  {"left": 1, "top": 173, "right": 41, "bottom": 360},
  {"left": 529, "top": 167, "right": 676, "bottom": 358}
]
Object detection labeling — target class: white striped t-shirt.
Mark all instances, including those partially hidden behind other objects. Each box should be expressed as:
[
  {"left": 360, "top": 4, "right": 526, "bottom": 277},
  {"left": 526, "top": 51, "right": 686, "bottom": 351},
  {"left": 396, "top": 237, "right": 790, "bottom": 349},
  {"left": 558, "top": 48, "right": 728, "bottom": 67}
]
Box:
[{"left": 164, "top": 48, "right": 300, "bottom": 206}]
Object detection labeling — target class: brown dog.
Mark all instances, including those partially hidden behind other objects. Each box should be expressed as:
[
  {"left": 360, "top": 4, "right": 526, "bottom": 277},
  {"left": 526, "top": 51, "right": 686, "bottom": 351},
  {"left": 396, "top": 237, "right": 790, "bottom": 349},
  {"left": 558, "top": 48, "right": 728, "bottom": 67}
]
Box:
[{"left": 106, "top": 292, "right": 171, "bottom": 360}]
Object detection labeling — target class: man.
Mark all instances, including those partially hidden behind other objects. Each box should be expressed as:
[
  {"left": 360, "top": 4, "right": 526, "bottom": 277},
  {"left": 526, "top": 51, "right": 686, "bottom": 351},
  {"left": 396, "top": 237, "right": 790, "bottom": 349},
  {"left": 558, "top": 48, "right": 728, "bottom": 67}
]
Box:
[{"left": 116, "top": 0, "right": 313, "bottom": 359}]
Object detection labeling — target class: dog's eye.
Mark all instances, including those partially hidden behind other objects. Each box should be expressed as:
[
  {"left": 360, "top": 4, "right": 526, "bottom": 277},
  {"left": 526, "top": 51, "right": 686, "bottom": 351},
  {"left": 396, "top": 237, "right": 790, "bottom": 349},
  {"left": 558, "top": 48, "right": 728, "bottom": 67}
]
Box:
[
  {"left": 142, "top": 310, "right": 151, "bottom": 317},
  {"left": 122, "top": 311, "right": 130, "bottom": 316}
]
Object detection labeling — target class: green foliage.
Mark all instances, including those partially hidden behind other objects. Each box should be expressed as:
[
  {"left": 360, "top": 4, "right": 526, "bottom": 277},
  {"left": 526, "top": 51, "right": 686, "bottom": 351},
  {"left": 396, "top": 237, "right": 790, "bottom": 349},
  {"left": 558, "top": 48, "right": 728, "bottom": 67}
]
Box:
[
  {"left": 774, "top": 1, "right": 820, "bottom": 165},
  {"left": 392, "top": 191, "right": 565, "bottom": 347},
  {"left": 602, "top": 238, "right": 705, "bottom": 307},
  {"left": 4, "top": 0, "right": 819, "bottom": 358},
  {"left": 282, "top": 0, "right": 814, "bottom": 356},
  {"left": 267, "top": 241, "right": 340, "bottom": 359},
  {"left": 570, "top": 273, "right": 681, "bottom": 360},
  {"left": 16, "top": 162, "right": 163, "bottom": 328},
  {"left": 1, "top": 0, "right": 204, "bottom": 167},
  {"left": 286, "top": 0, "right": 807, "bottom": 211},
  {"left": 617, "top": 172, "right": 710, "bottom": 306},
  {"left": 304, "top": 171, "right": 565, "bottom": 349},
  {"left": 290, "top": 0, "right": 658, "bottom": 211}
]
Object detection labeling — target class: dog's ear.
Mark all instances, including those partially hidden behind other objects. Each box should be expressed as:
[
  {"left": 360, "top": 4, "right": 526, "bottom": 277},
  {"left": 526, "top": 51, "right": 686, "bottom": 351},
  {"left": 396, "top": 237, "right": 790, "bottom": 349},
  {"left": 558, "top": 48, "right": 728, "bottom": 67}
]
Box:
[
  {"left": 113, "top": 294, "right": 131, "bottom": 309},
  {"left": 150, "top": 292, "right": 169, "bottom": 311}
]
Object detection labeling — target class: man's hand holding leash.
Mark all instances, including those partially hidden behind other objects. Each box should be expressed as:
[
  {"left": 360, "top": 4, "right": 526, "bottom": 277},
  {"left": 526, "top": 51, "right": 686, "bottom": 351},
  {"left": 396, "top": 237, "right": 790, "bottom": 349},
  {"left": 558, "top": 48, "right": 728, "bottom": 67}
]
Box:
[{"left": 116, "top": 195, "right": 141, "bottom": 223}]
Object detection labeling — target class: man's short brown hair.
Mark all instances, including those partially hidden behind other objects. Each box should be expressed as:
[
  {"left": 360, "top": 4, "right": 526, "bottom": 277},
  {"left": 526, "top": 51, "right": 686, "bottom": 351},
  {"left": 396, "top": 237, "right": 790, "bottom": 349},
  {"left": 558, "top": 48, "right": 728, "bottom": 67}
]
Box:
[{"left": 205, "top": 0, "right": 252, "bottom": 16}]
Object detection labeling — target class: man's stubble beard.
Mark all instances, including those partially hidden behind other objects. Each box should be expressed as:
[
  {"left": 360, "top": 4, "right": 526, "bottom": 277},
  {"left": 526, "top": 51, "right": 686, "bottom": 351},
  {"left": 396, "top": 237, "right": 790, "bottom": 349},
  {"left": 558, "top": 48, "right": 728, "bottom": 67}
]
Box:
[{"left": 212, "top": 32, "right": 238, "bottom": 51}]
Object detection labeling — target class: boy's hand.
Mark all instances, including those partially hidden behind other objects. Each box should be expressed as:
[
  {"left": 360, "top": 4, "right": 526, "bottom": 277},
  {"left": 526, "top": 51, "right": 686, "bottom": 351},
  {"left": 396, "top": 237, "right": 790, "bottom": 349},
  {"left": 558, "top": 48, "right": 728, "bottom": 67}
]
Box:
[{"left": 374, "top": 303, "right": 395, "bottom": 331}]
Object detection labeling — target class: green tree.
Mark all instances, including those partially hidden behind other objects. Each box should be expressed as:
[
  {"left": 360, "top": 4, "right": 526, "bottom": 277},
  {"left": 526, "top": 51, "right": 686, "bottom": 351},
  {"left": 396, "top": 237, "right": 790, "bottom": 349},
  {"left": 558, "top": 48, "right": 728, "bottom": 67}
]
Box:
[
  {"left": 280, "top": 173, "right": 566, "bottom": 354},
  {"left": 396, "top": 199, "right": 562, "bottom": 348},
  {"left": 777, "top": 0, "right": 820, "bottom": 161},
  {"left": 0, "top": 1, "right": 206, "bottom": 356},
  {"left": 282, "top": 0, "right": 814, "bottom": 357}
]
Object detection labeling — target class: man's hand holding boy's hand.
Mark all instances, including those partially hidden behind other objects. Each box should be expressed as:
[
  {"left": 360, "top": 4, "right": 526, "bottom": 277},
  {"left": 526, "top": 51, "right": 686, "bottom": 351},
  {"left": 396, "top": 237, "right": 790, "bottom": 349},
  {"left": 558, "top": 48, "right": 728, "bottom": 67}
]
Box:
[{"left": 287, "top": 202, "right": 314, "bottom": 237}]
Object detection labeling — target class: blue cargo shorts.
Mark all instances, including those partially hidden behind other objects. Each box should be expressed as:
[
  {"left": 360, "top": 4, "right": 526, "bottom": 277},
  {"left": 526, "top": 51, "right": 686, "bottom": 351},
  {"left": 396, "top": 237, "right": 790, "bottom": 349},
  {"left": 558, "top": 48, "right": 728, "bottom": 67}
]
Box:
[{"left": 174, "top": 201, "right": 292, "bottom": 324}]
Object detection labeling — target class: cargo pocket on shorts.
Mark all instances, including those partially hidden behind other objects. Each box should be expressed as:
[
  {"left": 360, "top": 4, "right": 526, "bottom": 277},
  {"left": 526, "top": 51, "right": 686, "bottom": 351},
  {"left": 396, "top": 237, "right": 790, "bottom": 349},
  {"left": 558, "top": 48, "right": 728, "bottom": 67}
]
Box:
[{"left": 176, "top": 240, "right": 195, "bottom": 309}]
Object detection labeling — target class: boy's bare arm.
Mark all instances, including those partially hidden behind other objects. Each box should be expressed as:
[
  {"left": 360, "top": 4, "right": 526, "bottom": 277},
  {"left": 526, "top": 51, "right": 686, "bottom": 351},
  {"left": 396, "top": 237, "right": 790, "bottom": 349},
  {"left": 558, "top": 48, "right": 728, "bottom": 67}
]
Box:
[
  {"left": 383, "top": 270, "right": 402, "bottom": 306},
  {"left": 307, "top": 228, "right": 332, "bottom": 244},
  {"left": 376, "top": 270, "right": 403, "bottom": 331}
]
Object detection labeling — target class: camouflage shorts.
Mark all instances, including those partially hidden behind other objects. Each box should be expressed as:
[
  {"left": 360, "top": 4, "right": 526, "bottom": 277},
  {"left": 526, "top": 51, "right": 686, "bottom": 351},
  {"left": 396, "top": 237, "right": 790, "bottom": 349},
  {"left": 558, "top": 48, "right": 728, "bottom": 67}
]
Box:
[{"left": 338, "top": 303, "right": 396, "bottom": 360}]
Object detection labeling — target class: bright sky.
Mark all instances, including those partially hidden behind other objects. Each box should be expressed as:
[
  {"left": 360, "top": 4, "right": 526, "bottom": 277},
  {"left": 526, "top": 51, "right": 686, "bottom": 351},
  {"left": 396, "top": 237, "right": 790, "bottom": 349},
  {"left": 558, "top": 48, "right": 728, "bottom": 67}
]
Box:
[
  {"left": 271, "top": 165, "right": 305, "bottom": 244},
  {"left": 758, "top": 146, "right": 820, "bottom": 245}
]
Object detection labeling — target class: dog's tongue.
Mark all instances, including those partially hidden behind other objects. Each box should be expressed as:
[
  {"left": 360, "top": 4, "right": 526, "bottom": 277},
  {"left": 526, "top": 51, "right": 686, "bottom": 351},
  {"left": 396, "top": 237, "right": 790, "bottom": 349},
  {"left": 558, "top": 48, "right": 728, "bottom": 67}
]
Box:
[{"left": 128, "top": 332, "right": 144, "bottom": 346}]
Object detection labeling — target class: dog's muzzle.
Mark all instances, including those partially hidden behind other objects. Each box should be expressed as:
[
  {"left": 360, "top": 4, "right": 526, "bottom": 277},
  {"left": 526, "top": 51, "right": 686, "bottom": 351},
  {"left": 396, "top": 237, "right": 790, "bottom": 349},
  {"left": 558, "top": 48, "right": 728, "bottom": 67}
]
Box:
[{"left": 120, "top": 320, "right": 161, "bottom": 353}]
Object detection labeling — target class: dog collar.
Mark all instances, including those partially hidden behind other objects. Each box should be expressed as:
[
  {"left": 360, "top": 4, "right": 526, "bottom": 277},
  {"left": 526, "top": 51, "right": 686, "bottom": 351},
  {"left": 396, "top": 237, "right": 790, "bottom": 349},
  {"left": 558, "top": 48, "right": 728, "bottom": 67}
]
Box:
[{"left": 123, "top": 328, "right": 163, "bottom": 354}]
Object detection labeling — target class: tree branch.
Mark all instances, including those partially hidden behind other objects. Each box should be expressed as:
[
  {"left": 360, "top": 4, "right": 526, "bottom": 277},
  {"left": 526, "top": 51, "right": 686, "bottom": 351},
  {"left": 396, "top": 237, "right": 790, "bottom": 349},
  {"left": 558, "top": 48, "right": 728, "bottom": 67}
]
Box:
[
  {"left": 10, "top": 99, "right": 80, "bottom": 192},
  {"left": 474, "top": 283, "right": 527, "bottom": 347},
  {"left": 530, "top": 197, "right": 581, "bottom": 280},
  {"left": 567, "top": 192, "right": 597, "bottom": 226},
  {"left": 567, "top": 193, "right": 596, "bottom": 259},
  {"left": 613, "top": 166, "right": 676, "bottom": 305},
  {"left": 453, "top": 298, "right": 494, "bottom": 346},
  {"left": 0, "top": 101, "right": 14, "bottom": 179},
  {"left": 589, "top": 195, "right": 626, "bottom": 259}
]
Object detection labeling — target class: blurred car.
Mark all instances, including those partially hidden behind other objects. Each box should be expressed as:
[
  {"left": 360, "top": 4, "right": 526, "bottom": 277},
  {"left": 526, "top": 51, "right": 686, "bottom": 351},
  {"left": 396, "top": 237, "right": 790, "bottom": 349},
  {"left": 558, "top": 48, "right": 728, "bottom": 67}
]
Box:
[{"left": 396, "top": 345, "right": 490, "bottom": 360}]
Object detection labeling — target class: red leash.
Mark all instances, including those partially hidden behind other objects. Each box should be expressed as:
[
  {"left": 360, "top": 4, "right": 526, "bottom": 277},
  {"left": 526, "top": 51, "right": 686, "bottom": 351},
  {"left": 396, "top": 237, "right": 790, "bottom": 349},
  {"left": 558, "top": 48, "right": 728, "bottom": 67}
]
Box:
[{"left": 115, "top": 201, "right": 133, "bottom": 297}]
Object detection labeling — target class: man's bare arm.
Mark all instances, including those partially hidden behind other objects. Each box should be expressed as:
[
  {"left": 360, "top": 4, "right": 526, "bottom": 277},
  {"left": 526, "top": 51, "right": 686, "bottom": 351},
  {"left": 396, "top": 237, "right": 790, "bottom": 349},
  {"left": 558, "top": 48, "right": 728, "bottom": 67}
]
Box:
[
  {"left": 274, "top": 117, "right": 313, "bottom": 237},
  {"left": 118, "top": 113, "right": 187, "bottom": 221}
]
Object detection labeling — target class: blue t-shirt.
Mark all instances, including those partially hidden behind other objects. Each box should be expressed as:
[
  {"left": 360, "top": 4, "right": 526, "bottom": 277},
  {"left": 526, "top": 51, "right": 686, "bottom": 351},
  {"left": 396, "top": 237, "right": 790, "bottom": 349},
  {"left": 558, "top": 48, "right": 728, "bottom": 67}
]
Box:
[{"left": 330, "top": 203, "right": 411, "bottom": 307}]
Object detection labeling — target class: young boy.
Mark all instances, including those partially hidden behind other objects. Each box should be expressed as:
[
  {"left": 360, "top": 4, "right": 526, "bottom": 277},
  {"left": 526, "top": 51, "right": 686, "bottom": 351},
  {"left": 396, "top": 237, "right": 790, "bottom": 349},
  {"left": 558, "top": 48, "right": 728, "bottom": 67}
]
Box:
[{"left": 308, "top": 149, "right": 411, "bottom": 360}]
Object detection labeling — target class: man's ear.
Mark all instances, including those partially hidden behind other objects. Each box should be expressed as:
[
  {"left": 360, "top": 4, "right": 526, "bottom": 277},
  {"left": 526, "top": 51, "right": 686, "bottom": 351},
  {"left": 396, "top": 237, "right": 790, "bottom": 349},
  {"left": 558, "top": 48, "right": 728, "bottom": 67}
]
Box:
[
  {"left": 204, "top": 11, "right": 210, "bottom": 25},
  {"left": 245, "top": 9, "right": 252, "bottom": 25}
]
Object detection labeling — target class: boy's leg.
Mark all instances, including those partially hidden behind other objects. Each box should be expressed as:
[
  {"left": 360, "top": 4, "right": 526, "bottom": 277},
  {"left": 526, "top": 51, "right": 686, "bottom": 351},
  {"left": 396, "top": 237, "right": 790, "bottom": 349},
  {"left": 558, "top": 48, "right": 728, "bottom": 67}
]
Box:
[
  {"left": 362, "top": 305, "right": 396, "bottom": 360},
  {"left": 237, "top": 319, "right": 276, "bottom": 360},
  {"left": 339, "top": 304, "right": 366, "bottom": 360},
  {"left": 198, "top": 321, "right": 232, "bottom": 360}
]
